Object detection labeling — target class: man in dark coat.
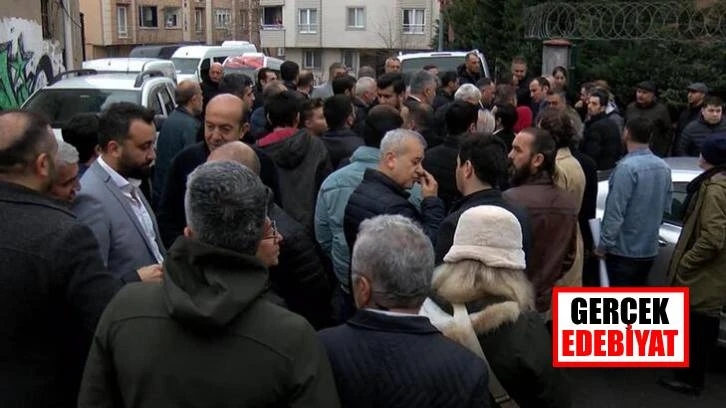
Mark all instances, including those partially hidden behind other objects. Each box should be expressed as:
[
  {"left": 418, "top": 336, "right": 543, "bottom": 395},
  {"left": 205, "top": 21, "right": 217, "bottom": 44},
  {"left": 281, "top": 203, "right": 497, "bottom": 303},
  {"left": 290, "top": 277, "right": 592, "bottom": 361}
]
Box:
[
  {"left": 625, "top": 81, "right": 673, "bottom": 157},
  {"left": 0, "top": 111, "right": 122, "bottom": 408},
  {"left": 78, "top": 161, "right": 340, "bottom": 407},
  {"left": 675, "top": 82, "right": 708, "bottom": 149},
  {"left": 344, "top": 129, "right": 444, "bottom": 249},
  {"left": 571, "top": 149, "right": 599, "bottom": 287},
  {"left": 582, "top": 89, "right": 623, "bottom": 170},
  {"left": 435, "top": 133, "right": 531, "bottom": 264},
  {"left": 152, "top": 80, "right": 203, "bottom": 208},
  {"left": 433, "top": 71, "right": 459, "bottom": 111},
  {"left": 320, "top": 214, "right": 490, "bottom": 408},
  {"left": 676, "top": 95, "right": 726, "bottom": 157},
  {"left": 201, "top": 62, "right": 224, "bottom": 112},
  {"left": 322, "top": 95, "right": 364, "bottom": 168},
  {"left": 157, "top": 94, "right": 280, "bottom": 247},
  {"left": 257, "top": 90, "right": 332, "bottom": 232},
  {"left": 208, "top": 141, "right": 333, "bottom": 330},
  {"left": 423, "top": 100, "right": 478, "bottom": 211},
  {"left": 457, "top": 52, "right": 483, "bottom": 85}
]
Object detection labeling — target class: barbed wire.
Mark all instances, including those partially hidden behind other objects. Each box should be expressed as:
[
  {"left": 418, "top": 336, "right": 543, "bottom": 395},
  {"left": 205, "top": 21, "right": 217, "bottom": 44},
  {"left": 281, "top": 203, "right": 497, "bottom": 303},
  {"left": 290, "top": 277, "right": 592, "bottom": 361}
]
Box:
[{"left": 523, "top": 1, "right": 726, "bottom": 41}]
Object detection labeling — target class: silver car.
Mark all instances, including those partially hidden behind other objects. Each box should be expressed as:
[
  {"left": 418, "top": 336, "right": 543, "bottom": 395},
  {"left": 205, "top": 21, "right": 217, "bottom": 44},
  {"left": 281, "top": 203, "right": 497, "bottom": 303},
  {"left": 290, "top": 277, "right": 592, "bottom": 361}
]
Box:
[{"left": 595, "top": 157, "right": 726, "bottom": 344}]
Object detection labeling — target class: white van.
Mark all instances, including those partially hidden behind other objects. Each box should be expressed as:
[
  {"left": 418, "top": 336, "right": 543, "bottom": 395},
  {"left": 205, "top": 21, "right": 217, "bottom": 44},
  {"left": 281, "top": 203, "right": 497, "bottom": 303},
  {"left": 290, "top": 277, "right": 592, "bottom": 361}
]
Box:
[
  {"left": 171, "top": 45, "right": 257, "bottom": 83},
  {"left": 81, "top": 58, "right": 177, "bottom": 82}
]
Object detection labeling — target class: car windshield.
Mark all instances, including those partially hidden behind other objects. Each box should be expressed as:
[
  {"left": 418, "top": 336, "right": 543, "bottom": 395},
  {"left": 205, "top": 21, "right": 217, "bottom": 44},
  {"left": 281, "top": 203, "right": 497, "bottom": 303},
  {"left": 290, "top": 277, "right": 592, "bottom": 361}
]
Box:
[
  {"left": 171, "top": 58, "right": 200, "bottom": 74},
  {"left": 401, "top": 56, "right": 484, "bottom": 74},
  {"left": 23, "top": 88, "right": 141, "bottom": 128}
]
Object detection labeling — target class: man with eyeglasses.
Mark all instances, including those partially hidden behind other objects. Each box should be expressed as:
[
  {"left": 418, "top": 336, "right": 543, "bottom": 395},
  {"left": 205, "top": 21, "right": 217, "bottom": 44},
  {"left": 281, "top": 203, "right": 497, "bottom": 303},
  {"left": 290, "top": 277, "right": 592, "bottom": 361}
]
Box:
[{"left": 79, "top": 161, "right": 340, "bottom": 407}]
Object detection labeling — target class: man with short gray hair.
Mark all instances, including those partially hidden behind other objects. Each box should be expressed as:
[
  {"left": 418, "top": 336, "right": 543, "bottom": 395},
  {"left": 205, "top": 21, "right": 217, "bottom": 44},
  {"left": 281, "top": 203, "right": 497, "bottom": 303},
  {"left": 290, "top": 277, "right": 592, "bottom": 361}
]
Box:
[
  {"left": 455, "top": 83, "right": 483, "bottom": 106},
  {"left": 406, "top": 70, "right": 438, "bottom": 108},
  {"left": 353, "top": 76, "right": 377, "bottom": 133},
  {"left": 320, "top": 214, "right": 490, "bottom": 407},
  {"left": 50, "top": 140, "right": 81, "bottom": 203},
  {"left": 79, "top": 161, "right": 340, "bottom": 407},
  {"left": 344, "top": 129, "right": 444, "bottom": 250}
]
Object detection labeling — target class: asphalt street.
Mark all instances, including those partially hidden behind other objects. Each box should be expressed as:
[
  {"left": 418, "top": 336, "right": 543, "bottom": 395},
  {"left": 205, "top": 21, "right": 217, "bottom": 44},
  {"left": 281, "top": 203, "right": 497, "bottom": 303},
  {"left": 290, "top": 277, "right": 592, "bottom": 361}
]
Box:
[{"left": 569, "top": 347, "right": 726, "bottom": 407}]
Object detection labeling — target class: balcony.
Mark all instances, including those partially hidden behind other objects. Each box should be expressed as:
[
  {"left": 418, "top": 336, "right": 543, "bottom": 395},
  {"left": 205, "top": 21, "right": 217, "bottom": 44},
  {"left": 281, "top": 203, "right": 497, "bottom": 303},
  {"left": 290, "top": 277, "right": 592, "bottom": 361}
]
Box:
[{"left": 260, "top": 27, "right": 286, "bottom": 48}]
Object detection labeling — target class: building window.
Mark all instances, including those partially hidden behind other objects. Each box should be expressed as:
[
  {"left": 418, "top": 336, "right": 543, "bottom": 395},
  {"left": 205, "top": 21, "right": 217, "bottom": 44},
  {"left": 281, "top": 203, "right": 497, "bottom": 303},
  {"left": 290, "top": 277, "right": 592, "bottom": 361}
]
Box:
[
  {"left": 342, "top": 50, "right": 358, "bottom": 74},
  {"left": 347, "top": 7, "right": 365, "bottom": 29},
  {"left": 303, "top": 50, "right": 321, "bottom": 70},
  {"left": 402, "top": 8, "right": 425, "bottom": 34},
  {"left": 215, "top": 8, "right": 231, "bottom": 28},
  {"left": 164, "top": 7, "right": 181, "bottom": 28},
  {"left": 298, "top": 8, "right": 317, "bottom": 34},
  {"left": 195, "top": 8, "right": 204, "bottom": 32},
  {"left": 262, "top": 6, "right": 283, "bottom": 29},
  {"left": 117, "top": 6, "right": 129, "bottom": 37},
  {"left": 139, "top": 6, "right": 158, "bottom": 28}
]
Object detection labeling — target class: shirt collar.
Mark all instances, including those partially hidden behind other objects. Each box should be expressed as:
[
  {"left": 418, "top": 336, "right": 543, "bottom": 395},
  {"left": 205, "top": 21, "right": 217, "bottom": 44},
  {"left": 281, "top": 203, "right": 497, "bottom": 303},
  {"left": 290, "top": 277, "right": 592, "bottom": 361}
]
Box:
[
  {"left": 97, "top": 156, "right": 142, "bottom": 190},
  {"left": 365, "top": 308, "right": 422, "bottom": 318}
]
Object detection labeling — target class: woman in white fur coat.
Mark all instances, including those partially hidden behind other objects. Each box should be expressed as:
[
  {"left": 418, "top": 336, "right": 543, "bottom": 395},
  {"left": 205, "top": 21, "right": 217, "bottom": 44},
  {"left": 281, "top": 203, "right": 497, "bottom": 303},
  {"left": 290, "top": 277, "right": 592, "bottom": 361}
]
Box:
[{"left": 421, "top": 205, "right": 571, "bottom": 408}]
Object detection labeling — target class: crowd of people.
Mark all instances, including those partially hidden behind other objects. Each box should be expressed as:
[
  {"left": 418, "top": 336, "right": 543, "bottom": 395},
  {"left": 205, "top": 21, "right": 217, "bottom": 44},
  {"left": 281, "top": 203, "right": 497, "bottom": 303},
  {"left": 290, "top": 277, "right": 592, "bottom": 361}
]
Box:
[{"left": 2, "top": 52, "right": 726, "bottom": 407}]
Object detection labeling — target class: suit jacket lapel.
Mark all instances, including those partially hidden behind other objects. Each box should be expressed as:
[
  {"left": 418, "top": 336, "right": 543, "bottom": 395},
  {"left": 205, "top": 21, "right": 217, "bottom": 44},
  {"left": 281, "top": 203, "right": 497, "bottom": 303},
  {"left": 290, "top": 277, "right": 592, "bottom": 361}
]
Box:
[
  {"left": 136, "top": 186, "right": 167, "bottom": 256},
  {"left": 91, "top": 162, "right": 162, "bottom": 259}
]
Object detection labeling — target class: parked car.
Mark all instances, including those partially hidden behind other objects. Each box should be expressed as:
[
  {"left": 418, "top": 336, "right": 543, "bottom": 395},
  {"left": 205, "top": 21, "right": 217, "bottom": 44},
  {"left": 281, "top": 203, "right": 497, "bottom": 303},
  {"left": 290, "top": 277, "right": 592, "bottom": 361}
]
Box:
[
  {"left": 22, "top": 69, "right": 177, "bottom": 138},
  {"left": 595, "top": 157, "right": 726, "bottom": 345},
  {"left": 82, "top": 58, "right": 177, "bottom": 82},
  {"left": 129, "top": 44, "right": 190, "bottom": 60},
  {"left": 397, "top": 50, "right": 490, "bottom": 78}
]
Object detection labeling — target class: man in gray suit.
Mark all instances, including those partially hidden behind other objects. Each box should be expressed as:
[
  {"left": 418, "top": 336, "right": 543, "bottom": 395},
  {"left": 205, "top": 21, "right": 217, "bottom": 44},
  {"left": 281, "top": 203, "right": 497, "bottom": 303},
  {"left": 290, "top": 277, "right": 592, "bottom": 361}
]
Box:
[{"left": 73, "top": 103, "right": 164, "bottom": 282}]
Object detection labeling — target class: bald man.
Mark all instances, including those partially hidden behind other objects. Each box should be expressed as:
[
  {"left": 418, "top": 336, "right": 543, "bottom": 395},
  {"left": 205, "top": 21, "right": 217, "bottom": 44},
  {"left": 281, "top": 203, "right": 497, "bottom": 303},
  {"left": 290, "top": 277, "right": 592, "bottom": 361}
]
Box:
[
  {"left": 202, "top": 62, "right": 225, "bottom": 112},
  {"left": 207, "top": 141, "right": 333, "bottom": 329},
  {"left": 152, "top": 79, "right": 203, "bottom": 208},
  {"left": 0, "top": 110, "right": 121, "bottom": 407},
  {"left": 158, "top": 94, "right": 280, "bottom": 247}
]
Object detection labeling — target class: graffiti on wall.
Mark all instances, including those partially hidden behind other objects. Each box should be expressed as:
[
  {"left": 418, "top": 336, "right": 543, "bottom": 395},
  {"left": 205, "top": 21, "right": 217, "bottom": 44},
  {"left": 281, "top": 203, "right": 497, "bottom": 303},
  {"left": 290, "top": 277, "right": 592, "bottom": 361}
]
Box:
[{"left": 0, "top": 17, "right": 65, "bottom": 110}]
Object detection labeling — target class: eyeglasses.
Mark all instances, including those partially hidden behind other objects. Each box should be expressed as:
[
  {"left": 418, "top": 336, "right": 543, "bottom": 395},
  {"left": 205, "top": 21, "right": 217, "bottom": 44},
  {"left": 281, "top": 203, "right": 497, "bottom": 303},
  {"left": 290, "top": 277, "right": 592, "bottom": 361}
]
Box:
[{"left": 263, "top": 219, "right": 279, "bottom": 243}]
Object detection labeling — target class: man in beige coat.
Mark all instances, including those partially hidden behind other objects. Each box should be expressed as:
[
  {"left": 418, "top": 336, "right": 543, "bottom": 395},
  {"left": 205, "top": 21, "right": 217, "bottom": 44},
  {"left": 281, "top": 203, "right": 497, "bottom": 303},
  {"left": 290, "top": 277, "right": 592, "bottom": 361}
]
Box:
[{"left": 539, "top": 108, "right": 585, "bottom": 292}]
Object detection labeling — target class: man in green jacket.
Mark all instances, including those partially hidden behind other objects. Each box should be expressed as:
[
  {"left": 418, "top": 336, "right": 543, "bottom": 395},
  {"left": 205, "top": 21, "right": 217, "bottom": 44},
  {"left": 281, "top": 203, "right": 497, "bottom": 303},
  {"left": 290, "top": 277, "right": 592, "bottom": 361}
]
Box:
[
  {"left": 79, "top": 161, "right": 340, "bottom": 408},
  {"left": 660, "top": 133, "right": 726, "bottom": 396}
]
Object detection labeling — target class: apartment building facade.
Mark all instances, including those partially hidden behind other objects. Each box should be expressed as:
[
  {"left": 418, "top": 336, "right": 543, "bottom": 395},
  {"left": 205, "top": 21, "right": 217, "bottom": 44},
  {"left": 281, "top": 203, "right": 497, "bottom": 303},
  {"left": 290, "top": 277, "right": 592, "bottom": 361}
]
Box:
[
  {"left": 259, "top": 0, "right": 440, "bottom": 81},
  {"left": 80, "top": 0, "right": 261, "bottom": 59}
]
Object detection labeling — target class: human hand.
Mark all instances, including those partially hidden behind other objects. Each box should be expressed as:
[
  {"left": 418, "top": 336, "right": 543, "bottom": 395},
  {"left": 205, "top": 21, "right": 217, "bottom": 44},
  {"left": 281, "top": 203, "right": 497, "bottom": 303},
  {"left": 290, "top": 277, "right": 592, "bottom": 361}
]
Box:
[
  {"left": 137, "top": 264, "right": 163, "bottom": 282},
  {"left": 419, "top": 170, "right": 439, "bottom": 198}
]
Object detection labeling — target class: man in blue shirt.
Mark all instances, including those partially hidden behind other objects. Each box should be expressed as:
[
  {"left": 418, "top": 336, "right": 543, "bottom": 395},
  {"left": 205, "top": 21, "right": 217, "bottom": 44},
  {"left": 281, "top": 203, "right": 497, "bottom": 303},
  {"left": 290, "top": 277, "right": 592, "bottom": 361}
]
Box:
[{"left": 595, "top": 117, "right": 672, "bottom": 286}]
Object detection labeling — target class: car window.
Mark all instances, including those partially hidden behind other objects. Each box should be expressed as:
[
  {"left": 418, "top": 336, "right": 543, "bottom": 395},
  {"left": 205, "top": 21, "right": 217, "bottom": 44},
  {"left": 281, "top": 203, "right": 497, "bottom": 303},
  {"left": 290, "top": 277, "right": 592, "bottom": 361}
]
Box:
[
  {"left": 23, "top": 88, "right": 140, "bottom": 128},
  {"left": 147, "top": 86, "right": 164, "bottom": 115},
  {"left": 160, "top": 87, "right": 175, "bottom": 115},
  {"left": 663, "top": 182, "right": 689, "bottom": 225},
  {"left": 213, "top": 56, "right": 227, "bottom": 63},
  {"left": 171, "top": 58, "right": 200, "bottom": 74}
]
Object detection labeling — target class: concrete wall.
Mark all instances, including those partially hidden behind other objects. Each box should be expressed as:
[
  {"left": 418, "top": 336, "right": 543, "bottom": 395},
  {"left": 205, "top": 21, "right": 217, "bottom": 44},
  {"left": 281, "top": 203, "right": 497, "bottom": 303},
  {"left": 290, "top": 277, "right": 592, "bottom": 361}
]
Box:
[{"left": 1, "top": 0, "right": 83, "bottom": 109}]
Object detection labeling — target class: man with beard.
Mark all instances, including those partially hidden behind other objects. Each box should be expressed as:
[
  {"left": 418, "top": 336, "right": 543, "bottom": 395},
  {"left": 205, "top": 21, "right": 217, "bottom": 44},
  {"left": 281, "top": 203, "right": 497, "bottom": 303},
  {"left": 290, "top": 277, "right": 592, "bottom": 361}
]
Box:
[
  {"left": 503, "top": 128, "right": 578, "bottom": 314},
  {"left": 625, "top": 81, "right": 672, "bottom": 157},
  {"left": 676, "top": 96, "right": 726, "bottom": 157},
  {"left": 676, "top": 83, "right": 708, "bottom": 148},
  {"left": 73, "top": 103, "right": 165, "bottom": 281}
]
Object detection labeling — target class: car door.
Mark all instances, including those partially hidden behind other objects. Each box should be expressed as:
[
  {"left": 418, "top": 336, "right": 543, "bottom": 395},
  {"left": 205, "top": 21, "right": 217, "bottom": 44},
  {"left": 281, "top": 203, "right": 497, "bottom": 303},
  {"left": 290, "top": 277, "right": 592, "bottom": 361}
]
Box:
[{"left": 648, "top": 182, "right": 689, "bottom": 286}]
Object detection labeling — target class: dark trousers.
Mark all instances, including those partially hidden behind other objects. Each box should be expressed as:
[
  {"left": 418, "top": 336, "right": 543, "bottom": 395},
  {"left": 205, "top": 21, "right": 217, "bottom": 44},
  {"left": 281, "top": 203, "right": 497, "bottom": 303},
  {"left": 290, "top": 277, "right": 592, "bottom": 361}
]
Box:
[
  {"left": 674, "top": 311, "right": 720, "bottom": 388},
  {"left": 606, "top": 254, "right": 654, "bottom": 287}
]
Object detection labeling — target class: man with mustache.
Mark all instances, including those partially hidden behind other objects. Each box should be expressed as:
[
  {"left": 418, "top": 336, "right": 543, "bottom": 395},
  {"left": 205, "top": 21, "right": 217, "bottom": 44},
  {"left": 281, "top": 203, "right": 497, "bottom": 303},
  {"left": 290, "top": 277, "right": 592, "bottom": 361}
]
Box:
[{"left": 73, "top": 103, "right": 164, "bottom": 282}]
